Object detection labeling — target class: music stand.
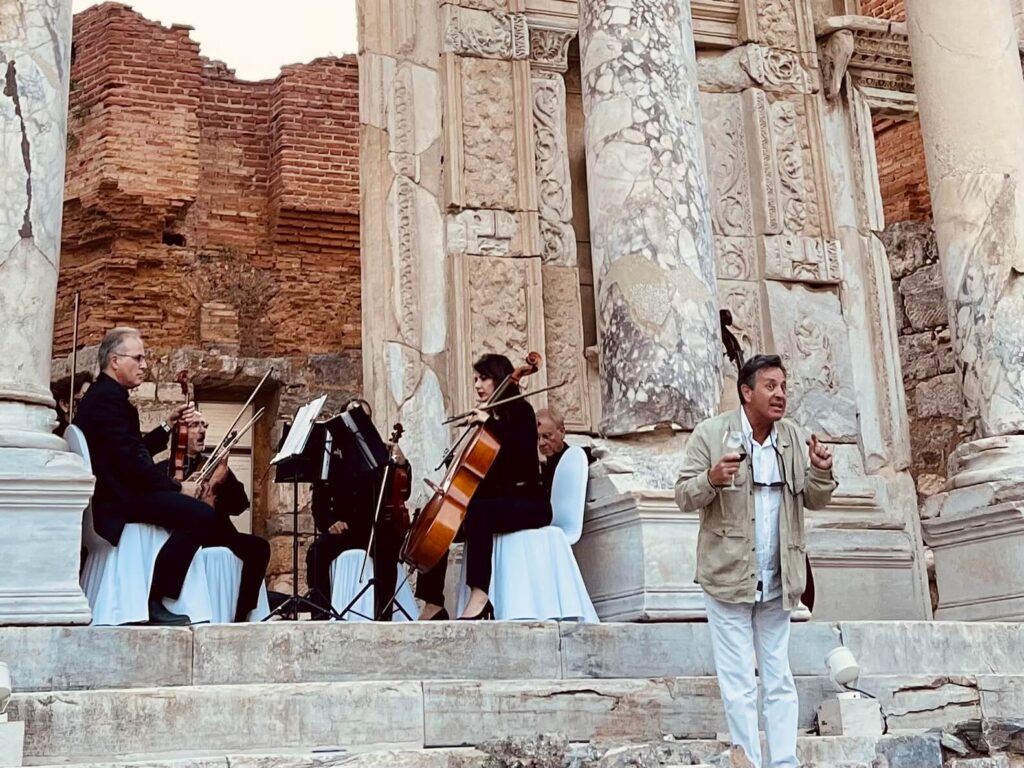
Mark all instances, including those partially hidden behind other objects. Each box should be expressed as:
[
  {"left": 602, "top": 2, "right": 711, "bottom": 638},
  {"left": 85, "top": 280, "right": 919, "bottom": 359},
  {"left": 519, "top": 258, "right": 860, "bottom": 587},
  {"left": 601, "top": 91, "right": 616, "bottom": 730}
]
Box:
[{"left": 264, "top": 396, "right": 335, "bottom": 621}]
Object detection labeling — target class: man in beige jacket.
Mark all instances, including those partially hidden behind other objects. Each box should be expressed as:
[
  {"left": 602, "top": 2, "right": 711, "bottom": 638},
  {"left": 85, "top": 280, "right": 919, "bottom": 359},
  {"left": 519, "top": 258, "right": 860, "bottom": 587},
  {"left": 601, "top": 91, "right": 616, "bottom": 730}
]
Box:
[{"left": 676, "top": 354, "right": 836, "bottom": 768}]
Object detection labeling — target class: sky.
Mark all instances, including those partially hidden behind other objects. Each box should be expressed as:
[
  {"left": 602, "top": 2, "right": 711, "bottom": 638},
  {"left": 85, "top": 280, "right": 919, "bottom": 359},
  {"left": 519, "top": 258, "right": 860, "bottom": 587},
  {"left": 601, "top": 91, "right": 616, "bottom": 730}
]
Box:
[{"left": 70, "top": 0, "right": 359, "bottom": 81}]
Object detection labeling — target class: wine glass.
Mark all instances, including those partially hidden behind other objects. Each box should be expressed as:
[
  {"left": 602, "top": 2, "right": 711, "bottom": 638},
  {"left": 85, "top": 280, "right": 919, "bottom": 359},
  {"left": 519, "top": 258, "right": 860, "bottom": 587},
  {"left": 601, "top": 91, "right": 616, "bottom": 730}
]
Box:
[{"left": 722, "top": 429, "right": 747, "bottom": 492}]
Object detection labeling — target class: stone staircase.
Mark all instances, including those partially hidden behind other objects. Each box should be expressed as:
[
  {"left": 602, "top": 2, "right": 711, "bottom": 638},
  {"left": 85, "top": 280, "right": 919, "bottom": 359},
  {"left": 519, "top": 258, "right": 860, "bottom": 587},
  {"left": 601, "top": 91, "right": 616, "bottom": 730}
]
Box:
[{"left": 1, "top": 621, "right": 1022, "bottom": 766}]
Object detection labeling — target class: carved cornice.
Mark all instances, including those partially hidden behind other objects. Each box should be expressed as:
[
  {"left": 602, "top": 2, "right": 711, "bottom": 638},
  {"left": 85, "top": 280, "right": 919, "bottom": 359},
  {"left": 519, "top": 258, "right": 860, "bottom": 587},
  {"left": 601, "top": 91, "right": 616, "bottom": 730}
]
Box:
[
  {"left": 442, "top": 4, "right": 530, "bottom": 61},
  {"left": 527, "top": 21, "right": 575, "bottom": 72},
  {"left": 816, "top": 15, "right": 916, "bottom": 118},
  {"left": 692, "top": 0, "right": 743, "bottom": 49}
]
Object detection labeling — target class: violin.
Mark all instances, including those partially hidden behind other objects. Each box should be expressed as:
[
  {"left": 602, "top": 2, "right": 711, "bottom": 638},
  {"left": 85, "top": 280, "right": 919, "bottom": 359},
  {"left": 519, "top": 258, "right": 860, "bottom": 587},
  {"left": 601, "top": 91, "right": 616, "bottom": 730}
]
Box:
[
  {"left": 401, "top": 351, "right": 541, "bottom": 573},
  {"left": 170, "top": 369, "right": 193, "bottom": 482},
  {"left": 382, "top": 423, "right": 411, "bottom": 540}
]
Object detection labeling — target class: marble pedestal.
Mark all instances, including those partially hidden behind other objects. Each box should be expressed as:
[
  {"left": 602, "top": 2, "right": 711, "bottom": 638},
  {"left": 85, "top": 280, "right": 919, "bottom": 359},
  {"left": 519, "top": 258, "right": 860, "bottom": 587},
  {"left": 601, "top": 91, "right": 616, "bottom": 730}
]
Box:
[
  {"left": 0, "top": 449, "right": 92, "bottom": 624},
  {"left": 921, "top": 437, "right": 1024, "bottom": 621}
]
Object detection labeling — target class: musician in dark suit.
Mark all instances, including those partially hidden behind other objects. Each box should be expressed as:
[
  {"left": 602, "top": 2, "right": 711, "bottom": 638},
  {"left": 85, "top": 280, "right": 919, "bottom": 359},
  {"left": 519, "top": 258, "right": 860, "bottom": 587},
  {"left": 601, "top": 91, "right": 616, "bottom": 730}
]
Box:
[
  {"left": 73, "top": 327, "right": 214, "bottom": 626},
  {"left": 155, "top": 413, "right": 270, "bottom": 622},
  {"left": 305, "top": 399, "right": 408, "bottom": 620}
]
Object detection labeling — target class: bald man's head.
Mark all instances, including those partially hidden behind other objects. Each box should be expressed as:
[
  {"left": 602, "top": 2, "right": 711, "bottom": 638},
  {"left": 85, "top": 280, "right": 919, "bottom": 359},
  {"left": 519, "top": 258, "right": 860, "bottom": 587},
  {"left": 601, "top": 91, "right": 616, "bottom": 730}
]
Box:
[{"left": 536, "top": 408, "right": 566, "bottom": 457}]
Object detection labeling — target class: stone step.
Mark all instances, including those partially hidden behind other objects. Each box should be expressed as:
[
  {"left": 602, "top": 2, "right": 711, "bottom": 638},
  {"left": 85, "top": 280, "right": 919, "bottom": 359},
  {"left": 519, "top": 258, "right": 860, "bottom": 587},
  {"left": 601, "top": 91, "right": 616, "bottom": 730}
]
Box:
[
  {"left": 5, "top": 621, "right": 1024, "bottom": 692},
  {"left": 18, "top": 733, "right": 946, "bottom": 768},
  {"left": 8, "top": 674, "right": 1018, "bottom": 765}
]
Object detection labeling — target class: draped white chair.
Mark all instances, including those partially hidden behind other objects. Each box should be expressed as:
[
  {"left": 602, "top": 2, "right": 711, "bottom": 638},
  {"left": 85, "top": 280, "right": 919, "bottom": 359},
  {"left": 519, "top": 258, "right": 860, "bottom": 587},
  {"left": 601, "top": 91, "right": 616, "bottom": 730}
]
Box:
[
  {"left": 329, "top": 549, "right": 418, "bottom": 621},
  {"left": 457, "top": 445, "right": 599, "bottom": 622},
  {"left": 68, "top": 425, "right": 264, "bottom": 625}
]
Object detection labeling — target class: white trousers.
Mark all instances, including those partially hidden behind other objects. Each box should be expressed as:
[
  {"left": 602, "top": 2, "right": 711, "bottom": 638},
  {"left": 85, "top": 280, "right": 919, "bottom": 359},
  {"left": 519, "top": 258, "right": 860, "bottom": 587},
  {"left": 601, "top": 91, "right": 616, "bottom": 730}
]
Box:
[{"left": 704, "top": 592, "right": 798, "bottom": 768}]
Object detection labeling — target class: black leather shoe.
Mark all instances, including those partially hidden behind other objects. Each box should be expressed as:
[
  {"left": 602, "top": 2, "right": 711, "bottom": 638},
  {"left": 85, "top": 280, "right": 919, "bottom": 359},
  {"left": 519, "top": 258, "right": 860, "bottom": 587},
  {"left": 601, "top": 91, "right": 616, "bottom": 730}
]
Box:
[
  {"left": 148, "top": 598, "right": 191, "bottom": 626},
  {"left": 458, "top": 600, "right": 494, "bottom": 621}
]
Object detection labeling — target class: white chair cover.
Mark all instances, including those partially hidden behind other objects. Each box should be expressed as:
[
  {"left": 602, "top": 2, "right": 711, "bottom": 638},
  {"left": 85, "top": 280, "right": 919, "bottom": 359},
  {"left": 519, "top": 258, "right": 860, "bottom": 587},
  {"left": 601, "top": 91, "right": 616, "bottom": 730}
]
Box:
[
  {"left": 458, "top": 446, "right": 598, "bottom": 622},
  {"left": 69, "top": 425, "right": 253, "bottom": 626},
  {"left": 198, "top": 546, "right": 271, "bottom": 623},
  {"left": 329, "top": 549, "right": 417, "bottom": 621}
]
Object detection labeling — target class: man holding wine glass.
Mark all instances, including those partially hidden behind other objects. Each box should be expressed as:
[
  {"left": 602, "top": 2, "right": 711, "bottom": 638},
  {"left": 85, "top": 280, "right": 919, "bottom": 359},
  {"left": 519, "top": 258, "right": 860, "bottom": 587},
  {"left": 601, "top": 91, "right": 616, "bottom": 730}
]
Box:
[{"left": 675, "top": 354, "right": 836, "bottom": 768}]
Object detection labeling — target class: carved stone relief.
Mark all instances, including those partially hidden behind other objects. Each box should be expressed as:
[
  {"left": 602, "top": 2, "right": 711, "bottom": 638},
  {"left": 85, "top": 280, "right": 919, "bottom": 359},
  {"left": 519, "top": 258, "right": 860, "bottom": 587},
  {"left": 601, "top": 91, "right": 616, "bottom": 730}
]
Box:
[
  {"left": 700, "top": 92, "right": 754, "bottom": 237},
  {"left": 770, "top": 98, "right": 808, "bottom": 236},
  {"left": 459, "top": 57, "right": 519, "bottom": 210},
  {"left": 715, "top": 236, "right": 758, "bottom": 281},
  {"left": 451, "top": 253, "right": 548, "bottom": 417},
  {"left": 446, "top": 209, "right": 521, "bottom": 256},
  {"left": 529, "top": 24, "right": 575, "bottom": 72},
  {"left": 532, "top": 71, "right": 577, "bottom": 266},
  {"left": 542, "top": 265, "right": 592, "bottom": 431},
  {"left": 742, "top": 45, "right": 811, "bottom": 93},
  {"left": 745, "top": 88, "right": 782, "bottom": 236},
  {"left": 749, "top": 0, "right": 801, "bottom": 52},
  {"left": 765, "top": 281, "right": 859, "bottom": 441},
  {"left": 760, "top": 234, "right": 841, "bottom": 283},
  {"left": 718, "top": 279, "right": 766, "bottom": 361},
  {"left": 441, "top": 5, "right": 529, "bottom": 60}
]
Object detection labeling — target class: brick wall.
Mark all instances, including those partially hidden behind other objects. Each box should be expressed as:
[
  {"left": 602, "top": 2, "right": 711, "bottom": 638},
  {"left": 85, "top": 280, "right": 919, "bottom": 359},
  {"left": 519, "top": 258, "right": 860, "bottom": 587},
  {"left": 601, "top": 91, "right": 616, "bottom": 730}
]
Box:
[
  {"left": 875, "top": 119, "right": 931, "bottom": 223},
  {"left": 859, "top": 0, "right": 905, "bottom": 21},
  {"left": 55, "top": 3, "right": 363, "bottom": 589}
]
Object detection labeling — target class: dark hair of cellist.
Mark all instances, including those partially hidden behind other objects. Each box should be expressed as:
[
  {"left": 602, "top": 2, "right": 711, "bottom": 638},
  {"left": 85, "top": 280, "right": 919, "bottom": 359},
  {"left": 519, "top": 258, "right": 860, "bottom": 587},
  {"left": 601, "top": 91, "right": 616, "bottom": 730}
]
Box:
[{"left": 415, "top": 351, "right": 552, "bottom": 621}]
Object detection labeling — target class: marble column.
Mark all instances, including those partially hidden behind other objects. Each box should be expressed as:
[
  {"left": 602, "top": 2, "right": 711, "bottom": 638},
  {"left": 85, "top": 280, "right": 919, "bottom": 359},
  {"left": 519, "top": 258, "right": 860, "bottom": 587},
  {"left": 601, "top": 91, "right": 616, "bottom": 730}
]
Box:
[
  {"left": 0, "top": 0, "right": 93, "bottom": 623},
  {"left": 578, "top": 0, "right": 720, "bottom": 437},
  {"left": 906, "top": 0, "right": 1024, "bottom": 619}
]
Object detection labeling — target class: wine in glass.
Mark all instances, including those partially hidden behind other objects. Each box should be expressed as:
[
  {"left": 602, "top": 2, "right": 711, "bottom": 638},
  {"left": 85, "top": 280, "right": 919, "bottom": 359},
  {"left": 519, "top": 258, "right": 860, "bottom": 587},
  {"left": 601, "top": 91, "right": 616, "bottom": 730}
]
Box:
[{"left": 722, "top": 429, "right": 747, "bottom": 491}]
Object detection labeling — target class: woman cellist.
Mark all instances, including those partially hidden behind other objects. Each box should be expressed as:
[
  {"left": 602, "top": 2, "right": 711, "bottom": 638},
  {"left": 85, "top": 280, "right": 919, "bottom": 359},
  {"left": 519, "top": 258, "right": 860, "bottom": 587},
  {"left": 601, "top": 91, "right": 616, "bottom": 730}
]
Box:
[{"left": 416, "top": 353, "right": 553, "bottom": 620}]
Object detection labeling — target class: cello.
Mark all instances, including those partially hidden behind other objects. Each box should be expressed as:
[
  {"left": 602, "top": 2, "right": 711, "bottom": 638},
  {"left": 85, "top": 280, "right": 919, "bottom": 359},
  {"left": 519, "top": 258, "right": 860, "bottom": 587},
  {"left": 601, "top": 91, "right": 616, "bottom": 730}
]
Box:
[{"left": 401, "top": 351, "right": 541, "bottom": 573}]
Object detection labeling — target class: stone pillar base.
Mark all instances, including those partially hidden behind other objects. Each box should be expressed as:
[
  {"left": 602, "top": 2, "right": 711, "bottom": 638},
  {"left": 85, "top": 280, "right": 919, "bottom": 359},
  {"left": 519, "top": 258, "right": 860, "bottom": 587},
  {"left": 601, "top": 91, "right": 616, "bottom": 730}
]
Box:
[
  {"left": 0, "top": 448, "right": 93, "bottom": 625},
  {"left": 923, "top": 487, "right": 1024, "bottom": 621},
  {"left": 922, "top": 436, "right": 1024, "bottom": 621},
  {"left": 575, "top": 487, "right": 705, "bottom": 621}
]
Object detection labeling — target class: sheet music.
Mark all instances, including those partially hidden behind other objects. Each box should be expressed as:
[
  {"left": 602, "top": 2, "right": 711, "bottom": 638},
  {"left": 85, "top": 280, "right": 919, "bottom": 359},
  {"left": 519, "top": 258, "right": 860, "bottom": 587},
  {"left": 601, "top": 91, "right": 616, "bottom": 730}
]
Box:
[{"left": 270, "top": 394, "right": 328, "bottom": 465}]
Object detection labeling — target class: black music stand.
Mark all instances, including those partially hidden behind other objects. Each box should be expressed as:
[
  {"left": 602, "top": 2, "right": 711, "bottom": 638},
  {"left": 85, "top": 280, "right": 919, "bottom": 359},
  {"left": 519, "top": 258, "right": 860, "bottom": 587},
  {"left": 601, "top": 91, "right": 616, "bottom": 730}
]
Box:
[
  {"left": 264, "top": 396, "right": 339, "bottom": 621},
  {"left": 326, "top": 411, "right": 413, "bottom": 622}
]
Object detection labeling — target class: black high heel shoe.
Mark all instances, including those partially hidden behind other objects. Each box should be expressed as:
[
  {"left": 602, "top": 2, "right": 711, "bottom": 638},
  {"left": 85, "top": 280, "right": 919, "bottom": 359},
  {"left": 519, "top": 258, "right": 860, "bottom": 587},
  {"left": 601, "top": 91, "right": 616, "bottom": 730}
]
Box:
[
  {"left": 458, "top": 600, "right": 494, "bottom": 621},
  {"left": 426, "top": 608, "right": 449, "bottom": 621}
]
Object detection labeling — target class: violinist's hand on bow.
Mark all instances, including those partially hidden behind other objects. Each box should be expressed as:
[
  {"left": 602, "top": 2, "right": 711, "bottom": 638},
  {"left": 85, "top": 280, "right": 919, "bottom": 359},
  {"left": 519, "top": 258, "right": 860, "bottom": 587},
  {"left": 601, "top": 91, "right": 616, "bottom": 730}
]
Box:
[
  {"left": 467, "top": 408, "right": 491, "bottom": 426},
  {"left": 329, "top": 521, "right": 349, "bottom": 535},
  {"left": 808, "top": 434, "right": 833, "bottom": 472}
]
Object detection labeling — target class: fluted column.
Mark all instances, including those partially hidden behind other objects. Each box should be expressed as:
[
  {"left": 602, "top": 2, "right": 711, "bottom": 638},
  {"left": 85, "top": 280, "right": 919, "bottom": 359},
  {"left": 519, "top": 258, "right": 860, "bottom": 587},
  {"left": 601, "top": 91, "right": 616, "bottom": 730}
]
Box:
[
  {"left": 578, "top": 0, "right": 720, "bottom": 436},
  {"left": 0, "top": 0, "right": 92, "bottom": 623}
]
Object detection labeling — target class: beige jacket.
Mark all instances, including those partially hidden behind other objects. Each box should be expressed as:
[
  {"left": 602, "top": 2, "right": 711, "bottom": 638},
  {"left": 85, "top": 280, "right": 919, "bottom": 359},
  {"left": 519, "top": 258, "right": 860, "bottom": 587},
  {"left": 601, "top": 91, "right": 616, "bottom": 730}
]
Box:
[{"left": 675, "top": 408, "right": 837, "bottom": 611}]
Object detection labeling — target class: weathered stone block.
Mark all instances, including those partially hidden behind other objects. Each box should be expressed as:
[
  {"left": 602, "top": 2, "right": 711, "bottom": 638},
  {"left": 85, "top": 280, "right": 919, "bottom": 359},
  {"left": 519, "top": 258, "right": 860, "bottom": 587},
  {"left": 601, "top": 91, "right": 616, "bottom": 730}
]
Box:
[
  {"left": 898, "top": 332, "right": 939, "bottom": 384},
  {"left": 900, "top": 263, "right": 947, "bottom": 331},
  {"left": 12, "top": 682, "right": 424, "bottom": 763},
  {"left": 915, "top": 373, "right": 963, "bottom": 419},
  {"left": 192, "top": 622, "right": 561, "bottom": 685},
  {"left": 0, "top": 626, "right": 192, "bottom": 692}
]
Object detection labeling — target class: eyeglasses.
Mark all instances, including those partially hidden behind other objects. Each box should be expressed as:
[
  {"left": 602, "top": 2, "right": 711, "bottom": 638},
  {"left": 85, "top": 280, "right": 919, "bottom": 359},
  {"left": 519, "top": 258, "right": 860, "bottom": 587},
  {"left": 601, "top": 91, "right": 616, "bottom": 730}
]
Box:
[{"left": 115, "top": 353, "right": 147, "bottom": 363}]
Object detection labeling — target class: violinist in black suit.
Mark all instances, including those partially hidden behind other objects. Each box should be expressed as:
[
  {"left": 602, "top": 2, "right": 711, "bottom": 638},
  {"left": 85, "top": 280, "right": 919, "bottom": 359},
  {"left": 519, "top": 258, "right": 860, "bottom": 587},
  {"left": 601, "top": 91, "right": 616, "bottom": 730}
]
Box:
[
  {"left": 155, "top": 413, "right": 270, "bottom": 622},
  {"left": 74, "top": 327, "right": 214, "bottom": 626},
  {"left": 306, "top": 398, "right": 408, "bottom": 620}
]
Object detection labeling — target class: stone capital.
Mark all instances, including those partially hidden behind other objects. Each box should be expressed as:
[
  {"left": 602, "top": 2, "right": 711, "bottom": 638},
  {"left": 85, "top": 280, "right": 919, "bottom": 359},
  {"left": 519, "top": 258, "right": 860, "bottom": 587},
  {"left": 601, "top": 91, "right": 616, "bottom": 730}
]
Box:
[
  {"left": 527, "top": 21, "right": 576, "bottom": 72},
  {"left": 441, "top": 4, "right": 530, "bottom": 60}
]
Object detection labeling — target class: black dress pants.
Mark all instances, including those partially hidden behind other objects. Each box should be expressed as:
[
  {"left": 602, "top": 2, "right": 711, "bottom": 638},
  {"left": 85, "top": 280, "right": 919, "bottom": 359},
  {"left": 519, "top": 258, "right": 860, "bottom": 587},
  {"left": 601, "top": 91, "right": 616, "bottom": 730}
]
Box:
[
  {"left": 415, "top": 494, "right": 552, "bottom": 608},
  {"left": 125, "top": 491, "right": 218, "bottom": 602},
  {"left": 305, "top": 524, "right": 402, "bottom": 620}
]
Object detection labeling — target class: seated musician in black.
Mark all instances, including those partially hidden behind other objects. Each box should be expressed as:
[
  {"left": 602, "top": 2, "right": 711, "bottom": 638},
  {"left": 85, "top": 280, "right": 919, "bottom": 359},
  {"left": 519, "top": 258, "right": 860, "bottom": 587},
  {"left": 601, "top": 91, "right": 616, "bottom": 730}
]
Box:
[
  {"left": 537, "top": 407, "right": 595, "bottom": 495},
  {"left": 305, "top": 398, "right": 409, "bottom": 620},
  {"left": 154, "top": 413, "right": 270, "bottom": 622},
  {"left": 52, "top": 372, "right": 93, "bottom": 437},
  {"left": 416, "top": 353, "right": 553, "bottom": 621},
  {"left": 74, "top": 327, "right": 213, "bottom": 626}
]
